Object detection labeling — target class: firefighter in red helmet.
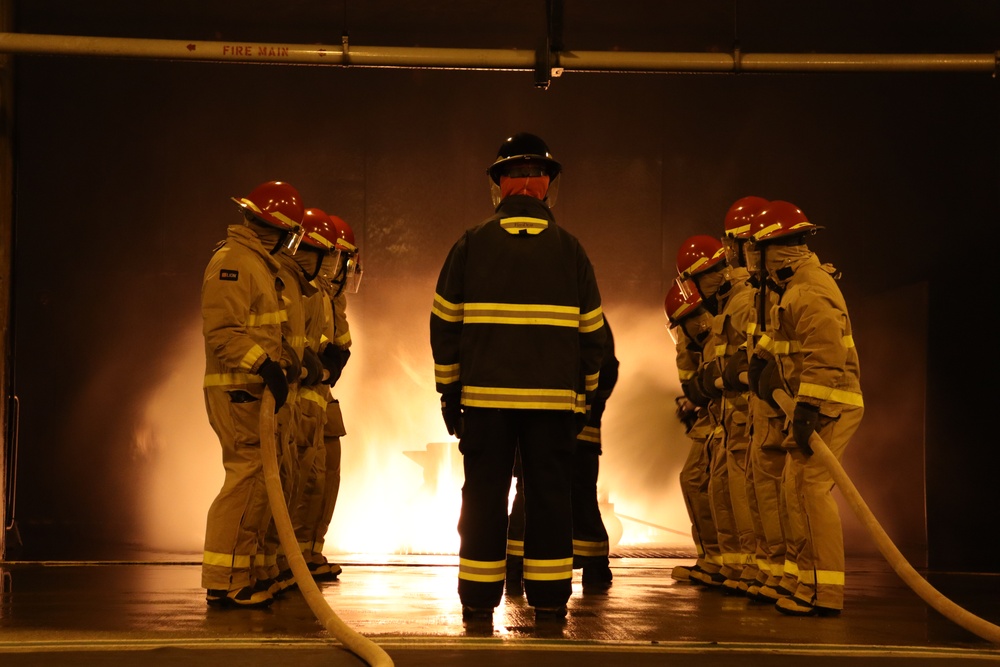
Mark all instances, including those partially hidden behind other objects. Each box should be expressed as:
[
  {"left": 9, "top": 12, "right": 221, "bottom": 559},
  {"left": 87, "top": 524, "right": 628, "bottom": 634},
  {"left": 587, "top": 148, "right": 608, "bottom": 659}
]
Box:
[
  {"left": 431, "top": 132, "right": 605, "bottom": 623},
  {"left": 664, "top": 278, "right": 724, "bottom": 585},
  {"left": 676, "top": 233, "right": 756, "bottom": 591},
  {"left": 201, "top": 180, "right": 304, "bottom": 608},
  {"left": 746, "top": 200, "right": 864, "bottom": 617},
  {"left": 292, "top": 210, "right": 357, "bottom": 584}
]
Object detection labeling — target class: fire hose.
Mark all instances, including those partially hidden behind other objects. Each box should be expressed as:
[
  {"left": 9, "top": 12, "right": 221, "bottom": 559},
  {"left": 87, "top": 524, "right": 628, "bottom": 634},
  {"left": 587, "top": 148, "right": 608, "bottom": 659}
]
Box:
[
  {"left": 771, "top": 387, "right": 1000, "bottom": 644},
  {"left": 260, "top": 390, "right": 395, "bottom": 667}
]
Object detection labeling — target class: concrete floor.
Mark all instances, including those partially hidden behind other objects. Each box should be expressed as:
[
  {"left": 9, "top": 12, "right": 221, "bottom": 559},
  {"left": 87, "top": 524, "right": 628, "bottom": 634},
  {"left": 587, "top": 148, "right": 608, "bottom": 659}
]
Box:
[{"left": 1, "top": 555, "right": 999, "bottom": 666}]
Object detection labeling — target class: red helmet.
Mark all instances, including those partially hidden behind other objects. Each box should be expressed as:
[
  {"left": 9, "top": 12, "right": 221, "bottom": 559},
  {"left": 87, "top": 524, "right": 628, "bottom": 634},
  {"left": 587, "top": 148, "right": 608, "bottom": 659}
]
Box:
[
  {"left": 750, "top": 200, "right": 819, "bottom": 244},
  {"left": 329, "top": 215, "right": 357, "bottom": 255},
  {"left": 676, "top": 235, "right": 726, "bottom": 279},
  {"left": 232, "top": 181, "right": 304, "bottom": 232},
  {"left": 724, "top": 196, "right": 769, "bottom": 239},
  {"left": 663, "top": 278, "right": 704, "bottom": 326},
  {"left": 300, "top": 208, "right": 340, "bottom": 251}
]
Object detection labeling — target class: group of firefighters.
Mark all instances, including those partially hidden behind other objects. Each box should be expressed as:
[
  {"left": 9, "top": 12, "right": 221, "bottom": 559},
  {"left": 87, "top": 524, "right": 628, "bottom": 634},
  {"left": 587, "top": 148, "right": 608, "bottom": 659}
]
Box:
[
  {"left": 200, "top": 180, "right": 360, "bottom": 608},
  {"left": 666, "top": 196, "right": 863, "bottom": 617},
  {"left": 200, "top": 132, "right": 863, "bottom": 624}
]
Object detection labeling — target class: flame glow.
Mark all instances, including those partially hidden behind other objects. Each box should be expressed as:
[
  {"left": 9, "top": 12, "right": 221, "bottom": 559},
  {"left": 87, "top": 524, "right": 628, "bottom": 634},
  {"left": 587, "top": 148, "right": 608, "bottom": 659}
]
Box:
[{"left": 137, "top": 301, "right": 697, "bottom": 558}]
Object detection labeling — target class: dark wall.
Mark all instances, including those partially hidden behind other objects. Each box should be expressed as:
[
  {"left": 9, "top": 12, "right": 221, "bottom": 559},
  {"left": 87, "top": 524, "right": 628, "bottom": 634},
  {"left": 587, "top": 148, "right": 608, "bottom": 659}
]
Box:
[{"left": 4, "top": 5, "right": 998, "bottom": 569}]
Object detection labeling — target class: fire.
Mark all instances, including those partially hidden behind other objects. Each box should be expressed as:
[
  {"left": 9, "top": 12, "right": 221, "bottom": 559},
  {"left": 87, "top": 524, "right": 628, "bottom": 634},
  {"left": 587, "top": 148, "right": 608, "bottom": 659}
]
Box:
[{"left": 136, "top": 303, "right": 696, "bottom": 559}]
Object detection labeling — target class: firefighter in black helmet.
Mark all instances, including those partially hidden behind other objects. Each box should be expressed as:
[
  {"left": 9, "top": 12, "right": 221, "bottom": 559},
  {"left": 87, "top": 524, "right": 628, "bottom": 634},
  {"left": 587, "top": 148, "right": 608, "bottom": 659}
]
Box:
[{"left": 431, "top": 132, "right": 606, "bottom": 623}]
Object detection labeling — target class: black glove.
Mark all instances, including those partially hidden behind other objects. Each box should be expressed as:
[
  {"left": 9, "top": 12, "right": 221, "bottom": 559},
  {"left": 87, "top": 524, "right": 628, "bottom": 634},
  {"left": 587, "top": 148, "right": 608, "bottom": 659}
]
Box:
[
  {"left": 320, "top": 345, "right": 351, "bottom": 387},
  {"left": 674, "top": 396, "right": 698, "bottom": 433},
  {"left": 722, "top": 353, "right": 749, "bottom": 392},
  {"left": 257, "top": 357, "right": 289, "bottom": 413},
  {"left": 698, "top": 361, "right": 724, "bottom": 400},
  {"left": 441, "top": 391, "right": 463, "bottom": 438},
  {"left": 301, "top": 347, "right": 325, "bottom": 387},
  {"left": 682, "top": 378, "right": 711, "bottom": 408},
  {"left": 758, "top": 357, "right": 783, "bottom": 409},
  {"left": 747, "top": 354, "right": 767, "bottom": 397},
  {"left": 791, "top": 402, "right": 820, "bottom": 456},
  {"left": 281, "top": 338, "right": 302, "bottom": 384}
]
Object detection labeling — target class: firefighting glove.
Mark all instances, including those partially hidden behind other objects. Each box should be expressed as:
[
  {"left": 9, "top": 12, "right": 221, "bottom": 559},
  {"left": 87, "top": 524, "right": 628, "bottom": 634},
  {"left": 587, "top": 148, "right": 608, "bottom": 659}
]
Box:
[
  {"left": 699, "top": 362, "right": 724, "bottom": 400},
  {"left": 300, "top": 347, "right": 325, "bottom": 387},
  {"left": 681, "top": 378, "right": 710, "bottom": 408},
  {"left": 758, "top": 357, "right": 783, "bottom": 409},
  {"left": 722, "top": 353, "right": 749, "bottom": 392},
  {"left": 791, "top": 402, "right": 820, "bottom": 456},
  {"left": 257, "top": 358, "right": 289, "bottom": 413},
  {"left": 320, "top": 345, "right": 351, "bottom": 387},
  {"left": 281, "top": 338, "right": 302, "bottom": 384},
  {"left": 674, "top": 396, "right": 698, "bottom": 433},
  {"left": 441, "top": 391, "right": 463, "bottom": 438},
  {"left": 747, "top": 354, "right": 768, "bottom": 397}
]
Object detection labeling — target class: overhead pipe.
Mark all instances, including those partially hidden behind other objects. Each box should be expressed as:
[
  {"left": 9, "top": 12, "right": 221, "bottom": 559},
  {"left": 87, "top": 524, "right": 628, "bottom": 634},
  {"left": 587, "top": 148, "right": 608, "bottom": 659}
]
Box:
[{"left": 0, "top": 32, "right": 996, "bottom": 75}]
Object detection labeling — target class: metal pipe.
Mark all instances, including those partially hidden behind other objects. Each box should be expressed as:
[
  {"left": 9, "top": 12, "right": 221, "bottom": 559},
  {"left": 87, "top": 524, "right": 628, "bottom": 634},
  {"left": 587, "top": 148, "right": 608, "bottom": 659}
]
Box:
[{"left": 0, "top": 32, "right": 996, "bottom": 75}]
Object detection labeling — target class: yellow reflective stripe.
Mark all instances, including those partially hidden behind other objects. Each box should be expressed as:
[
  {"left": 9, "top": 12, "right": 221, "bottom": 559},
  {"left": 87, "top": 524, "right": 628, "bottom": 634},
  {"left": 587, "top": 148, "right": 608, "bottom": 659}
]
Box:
[
  {"left": 523, "top": 557, "right": 573, "bottom": 582},
  {"left": 768, "top": 562, "right": 785, "bottom": 576},
  {"left": 797, "top": 568, "right": 845, "bottom": 586},
  {"left": 320, "top": 334, "right": 330, "bottom": 345},
  {"left": 843, "top": 334, "right": 856, "bottom": 348},
  {"left": 458, "top": 558, "right": 507, "bottom": 583},
  {"left": 572, "top": 539, "right": 608, "bottom": 557},
  {"left": 297, "top": 541, "right": 313, "bottom": 552},
  {"left": 301, "top": 387, "right": 328, "bottom": 407},
  {"left": 677, "top": 369, "right": 696, "bottom": 381},
  {"left": 798, "top": 382, "right": 864, "bottom": 407},
  {"left": 431, "top": 294, "right": 464, "bottom": 322},
  {"left": 684, "top": 247, "right": 726, "bottom": 275},
  {"left": 247, "top": 311, "right": 284, "bottom": 327},
  {"left": 579, "top": 306, "right": 604, "bottom": 333},
  {"left": 746, "top": 321, "right": 758, "bottom": 336},
  {"left": 577, "top": 425, "right": 600, "bottom": 444},
  {"left": 506, "top": 539, "right": 525, "bottom": 557},
  {"left": 333, "top": 331, "right": 352, "bottom": 346},
  {"left": 705, "top": 554, "right": 724, "bottom": 565},
  {"left": 288, "top": 335, "right": 308, "bottom": 349},
  {"left": 463, "top": 386, "right": 584, "bottom": 411},
  {"left": 500, "top": 216, "right": 549, "bottom": 235},
  {"left": 721, "top": 551, "right": 748, "bottom": 565},
  {"left": 584, "top": 371, "right": 600, "bottom": 392},
  {"left": 465, "top": 302, "right": 580, "bottom": 327},
  {"left": 239, "top": 344, "right": 267, "bottom": 371},
  {"left": 204, "top": 372, "right": 263, "bottom": 387},
  {"left": 203, "top": 551, "right": 252, "bottom": 568},
  {"left": 435, "top": 363, "right": 461, "bottom": 385},
  {"left": 783, "top": 560, "right": 800, "bottom": 577},
  {"left": 713, "top": 343, "right": 727, "bottom": 357}
]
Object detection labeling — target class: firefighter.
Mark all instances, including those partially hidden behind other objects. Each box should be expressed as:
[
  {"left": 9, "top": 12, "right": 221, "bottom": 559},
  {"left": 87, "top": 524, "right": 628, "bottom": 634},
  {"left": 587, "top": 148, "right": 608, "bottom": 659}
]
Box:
[
  {"left": 677, "top": 235, "right": 756, "bottom": 591},
  {"left": 506, "top": 320, "right": 620, "bottom": 594},
  {"left": 719, "top": 196, "right": 800, "bottom": 603},
  {"left": 294, "top": 212, "right": 359, "bottom": 583},
  {"left": 283, "top": 208, "right": 346, "bottom": 588},
  {"left": 745, "top": 200, "right": 864, "bottom": 616},
  {"left": 430, "top": 132, "right": 606, "bottom": 623},
  {"left": 201, "top": 180, "right": 304, "bottom": 608},
  {"left": 256, "top": 200, "right": 323, "bottom": 595},
  {"left": 663, "top": 278, "right": 724, "bottom": 586}
]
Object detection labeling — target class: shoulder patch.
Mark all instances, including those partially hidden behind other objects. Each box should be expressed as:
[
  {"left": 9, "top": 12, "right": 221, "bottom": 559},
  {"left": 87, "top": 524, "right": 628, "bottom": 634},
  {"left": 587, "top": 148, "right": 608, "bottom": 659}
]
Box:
[{"left": 220, "top": 269, "right": 239, "bottom": 281}]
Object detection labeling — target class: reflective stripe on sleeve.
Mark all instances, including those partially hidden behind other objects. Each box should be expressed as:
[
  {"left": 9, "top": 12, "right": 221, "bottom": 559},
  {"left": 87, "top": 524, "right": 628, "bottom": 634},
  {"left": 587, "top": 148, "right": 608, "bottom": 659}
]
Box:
[
  {"left": 798, "top": 382, "right": 864, "bottom": 407},
  {"left": 435, "top": 363, "right": 461, "bottom": 385},
  {"left": 432, "top": 294, "right": 464, "bottom": 322}
]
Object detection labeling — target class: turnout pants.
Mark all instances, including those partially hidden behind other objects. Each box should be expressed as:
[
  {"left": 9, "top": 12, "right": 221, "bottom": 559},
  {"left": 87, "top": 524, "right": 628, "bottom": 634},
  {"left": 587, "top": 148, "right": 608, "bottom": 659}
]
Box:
[
  {"left": 459, "top": 407, "right": 575, "bottom": 609},
  {"left": 784, "top": 405, "right": 864, "bottom": 610},
  {"left": 679, "top": 421, "right": 722, "bottom": 574},
  {"left": 202, "top": 387, "right": 273, "bottom": 591}
]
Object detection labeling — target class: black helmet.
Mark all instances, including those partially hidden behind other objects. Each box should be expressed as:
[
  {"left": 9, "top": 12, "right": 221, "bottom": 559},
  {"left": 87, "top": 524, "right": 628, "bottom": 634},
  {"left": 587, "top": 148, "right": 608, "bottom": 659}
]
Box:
[{"left": 487, "top": 133, "right": 562, "bottom": 184}]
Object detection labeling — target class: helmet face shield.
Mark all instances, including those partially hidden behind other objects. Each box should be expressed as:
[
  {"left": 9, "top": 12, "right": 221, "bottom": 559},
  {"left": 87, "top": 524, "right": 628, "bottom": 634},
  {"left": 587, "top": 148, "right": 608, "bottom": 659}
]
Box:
[
  {"left": 722, "top": 235, "right": 743, "bottom": 267},
  {"left": 667, "top": 323, "right": 682, "bottom": 345},
  {"left": 675, "top": 275, "right": 696, "bottom": 301},
  {"left": 745, "top": 241, "right": 763, "bottom": 274},
  {"left": 283, "top": 225, "right": 305, "bottom": 255},
  {"left": 344, "top": 255, "right": 363, "bottom": 294},
  {"left": 319, "top": 249, "right": 344, "bottom": 281}
]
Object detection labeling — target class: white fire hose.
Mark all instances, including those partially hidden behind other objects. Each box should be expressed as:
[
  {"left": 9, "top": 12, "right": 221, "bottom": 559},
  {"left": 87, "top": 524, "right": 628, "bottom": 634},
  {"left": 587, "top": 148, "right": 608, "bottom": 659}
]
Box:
[
  {"left": 771, "top": 388, "right": 1000, "bottom": 644},
  {"left": 260, "top": 390, "right": 395, "bottom": 667}
]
